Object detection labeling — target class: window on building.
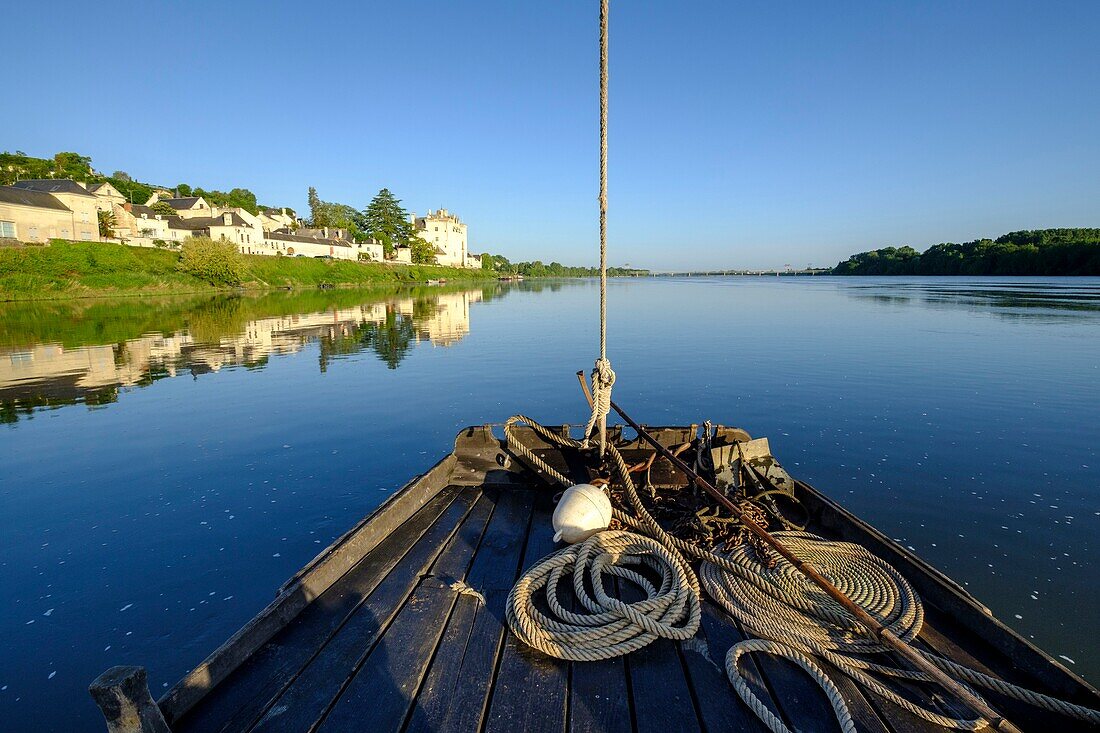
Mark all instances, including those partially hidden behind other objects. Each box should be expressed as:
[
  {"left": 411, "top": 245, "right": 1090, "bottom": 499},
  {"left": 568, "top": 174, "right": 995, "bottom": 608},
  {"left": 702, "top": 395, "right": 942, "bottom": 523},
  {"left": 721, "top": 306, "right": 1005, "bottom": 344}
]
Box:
[
  {"left": 81, "top": 230, "right": 93, "bottom": 240},
  {"left": 0, "top": 221, "right": 16, "bottom": 238}
]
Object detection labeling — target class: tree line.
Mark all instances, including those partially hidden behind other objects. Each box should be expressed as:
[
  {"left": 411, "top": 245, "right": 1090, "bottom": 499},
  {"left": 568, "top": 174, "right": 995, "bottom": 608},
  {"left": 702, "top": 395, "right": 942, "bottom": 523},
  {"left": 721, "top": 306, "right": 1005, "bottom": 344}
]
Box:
[
  {"left": 0, "top": 151, "right": 293, "bottom": 217},
  {"left": 306, "top": 186, "right": 437, "bottom": 263},
  {"left": 833, "top": 229, "right": 1100, "bottom": 276},
  {"left": 477, "top": 254, "right": 648, "bottom": 277}
]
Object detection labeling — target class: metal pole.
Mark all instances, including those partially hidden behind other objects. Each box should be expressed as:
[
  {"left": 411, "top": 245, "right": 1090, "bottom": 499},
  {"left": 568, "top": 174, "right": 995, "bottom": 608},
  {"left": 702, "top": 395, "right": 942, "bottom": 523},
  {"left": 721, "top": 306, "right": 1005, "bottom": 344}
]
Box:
[{"left": 609, "top": 399, "right": 1023, "bottom": 733}]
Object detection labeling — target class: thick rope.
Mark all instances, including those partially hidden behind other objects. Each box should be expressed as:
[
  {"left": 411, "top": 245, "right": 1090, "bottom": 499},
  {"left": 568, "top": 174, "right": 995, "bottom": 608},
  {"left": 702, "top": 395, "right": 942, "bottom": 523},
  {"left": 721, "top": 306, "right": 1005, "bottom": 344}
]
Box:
[
  {"left": 727, "top": 639, "right": 856, "bottom": 733},
  {"left": 581, "top": 358, "right": 615, "bottom": 449},
  {"left": 701, "top": 534, "right": 1100, "bottom": 729},
  {"left": 506, "top": 530, "right": 699, "bottom": 661},
  {"left": 596, "top": 0, "right": 611, "bottom": 456},
  {"left": 503, "top": 415, "right": 1100, "bottom": 730},
  {"left": 504, "top": 416, "right": 700, "bottom": 659}
]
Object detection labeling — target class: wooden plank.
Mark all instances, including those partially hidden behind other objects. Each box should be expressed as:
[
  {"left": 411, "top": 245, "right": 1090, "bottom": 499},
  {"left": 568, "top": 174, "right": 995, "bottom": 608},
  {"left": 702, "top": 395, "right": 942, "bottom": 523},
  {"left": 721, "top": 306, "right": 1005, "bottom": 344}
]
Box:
[
  {"left": 483, "top": 492, "right": 570, "bottom": 733},
  {"left": 679, "top": 603, "right": 772, "bottom": 733},
  {"left": 313, "top": 494, "right": 498, "bottom": 732},
  {"left": 748, "top": 644, "right": 851, "bottom": 732},
  {"left": 160, "top": 454, "right": 456, "bottom": 725},
  {"left": 569, "top": 655, "right": 632, "bottom": 733},
  {"left": 246, "top": 488, "right": 486, "bottom": 732},
  {"left": 811, "top": 660, "right": 892, "bottom": 733},
  {"left": 621, "top": 578, "right": 701, "bottom": 733},
  {"left": 402, "top": 487, "right": 538, "bottom": 733},
  {"left": 720, "top": 615, "right": 794, "bottom": 732},
  {"left": 568, "top": 577, "right": 632, "bottom": 733},
  {"left": 175, "top": 485, "right": 468, "bottom": 733}
]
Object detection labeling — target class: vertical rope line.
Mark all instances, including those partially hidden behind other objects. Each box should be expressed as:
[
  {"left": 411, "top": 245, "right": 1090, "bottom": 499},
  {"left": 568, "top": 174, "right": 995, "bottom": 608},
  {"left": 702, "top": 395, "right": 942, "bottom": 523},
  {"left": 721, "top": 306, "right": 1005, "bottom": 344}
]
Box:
[{"left": 598, "top": 0, "right": 610, "bottom": 455}]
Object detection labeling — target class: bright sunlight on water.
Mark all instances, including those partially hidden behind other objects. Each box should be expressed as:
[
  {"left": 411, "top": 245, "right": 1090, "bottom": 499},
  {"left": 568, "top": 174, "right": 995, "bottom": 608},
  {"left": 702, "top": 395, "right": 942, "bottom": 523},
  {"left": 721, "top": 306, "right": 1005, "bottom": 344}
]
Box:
[{"left": 1, "top": 276, "right": 1098, "bottom": 730}]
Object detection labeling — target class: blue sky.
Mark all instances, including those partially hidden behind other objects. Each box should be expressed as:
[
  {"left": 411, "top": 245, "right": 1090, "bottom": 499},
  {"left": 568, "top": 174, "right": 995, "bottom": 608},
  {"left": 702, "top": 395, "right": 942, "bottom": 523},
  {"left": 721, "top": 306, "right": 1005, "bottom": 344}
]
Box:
[{"left": 3, "top": 1, "right": 1098, "bottom": 269}]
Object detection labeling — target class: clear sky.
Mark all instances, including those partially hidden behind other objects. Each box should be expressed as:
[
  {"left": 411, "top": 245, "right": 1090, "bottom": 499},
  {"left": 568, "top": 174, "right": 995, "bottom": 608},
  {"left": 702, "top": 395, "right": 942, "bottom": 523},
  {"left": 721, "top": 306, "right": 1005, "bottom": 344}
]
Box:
[{"left": 4, "top": 1, "right": 1098, "bottom": 269}]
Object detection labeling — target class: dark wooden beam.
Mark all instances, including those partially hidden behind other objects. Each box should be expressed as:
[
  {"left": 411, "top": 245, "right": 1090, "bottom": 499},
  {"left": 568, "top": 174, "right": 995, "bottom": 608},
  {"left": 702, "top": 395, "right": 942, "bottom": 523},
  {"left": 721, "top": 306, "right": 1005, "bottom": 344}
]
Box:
[{"left": 89, "top": 666, "right": 170, "bottom": 733}]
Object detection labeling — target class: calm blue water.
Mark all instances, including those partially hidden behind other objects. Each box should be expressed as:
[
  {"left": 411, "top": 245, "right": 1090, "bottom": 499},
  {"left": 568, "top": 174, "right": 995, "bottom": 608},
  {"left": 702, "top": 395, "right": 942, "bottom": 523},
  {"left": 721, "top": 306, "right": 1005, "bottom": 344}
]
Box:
[{"left": 1, "top": 277, "right": 1098, "bottom": 730}]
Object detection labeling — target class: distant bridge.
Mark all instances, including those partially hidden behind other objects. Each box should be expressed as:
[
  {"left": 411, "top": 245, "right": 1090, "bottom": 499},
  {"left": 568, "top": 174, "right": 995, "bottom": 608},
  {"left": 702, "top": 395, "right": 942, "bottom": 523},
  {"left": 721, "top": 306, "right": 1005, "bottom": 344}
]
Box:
[{"left": 656, "top": 268, "right": 832, "bottom": 277}]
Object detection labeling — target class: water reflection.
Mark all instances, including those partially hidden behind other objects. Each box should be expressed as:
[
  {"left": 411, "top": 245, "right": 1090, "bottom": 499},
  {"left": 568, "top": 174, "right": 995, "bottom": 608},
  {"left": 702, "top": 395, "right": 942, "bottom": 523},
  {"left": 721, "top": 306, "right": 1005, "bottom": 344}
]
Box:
[
  {"left": 842, "top": 277, "right": 1100, "bottom": 321},
  {"left": 0, "top": 285, "right": 507, "bottom": 423}
]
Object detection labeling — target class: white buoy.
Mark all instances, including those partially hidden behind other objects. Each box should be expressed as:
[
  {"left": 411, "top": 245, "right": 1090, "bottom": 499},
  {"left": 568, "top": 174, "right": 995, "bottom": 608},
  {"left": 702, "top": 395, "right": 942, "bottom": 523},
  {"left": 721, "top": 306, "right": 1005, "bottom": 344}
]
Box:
[{"left": 552, "top": 483, "right": 613, "bottom": 543}]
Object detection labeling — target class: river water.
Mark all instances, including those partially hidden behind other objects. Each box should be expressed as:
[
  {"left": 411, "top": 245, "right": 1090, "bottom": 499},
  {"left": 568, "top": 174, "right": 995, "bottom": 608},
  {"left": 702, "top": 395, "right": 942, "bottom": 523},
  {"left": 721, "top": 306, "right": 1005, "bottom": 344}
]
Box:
[{"left": 1, "top": 277, "right": 1097, "bottom": 730}]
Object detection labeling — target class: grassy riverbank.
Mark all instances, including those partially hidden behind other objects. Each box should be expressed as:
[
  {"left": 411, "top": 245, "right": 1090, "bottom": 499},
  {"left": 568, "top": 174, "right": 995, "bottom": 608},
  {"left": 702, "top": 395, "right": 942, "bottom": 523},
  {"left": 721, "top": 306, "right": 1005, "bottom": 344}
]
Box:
[{"left": 0, "top": 240, "right": 495, "bottom": 301}]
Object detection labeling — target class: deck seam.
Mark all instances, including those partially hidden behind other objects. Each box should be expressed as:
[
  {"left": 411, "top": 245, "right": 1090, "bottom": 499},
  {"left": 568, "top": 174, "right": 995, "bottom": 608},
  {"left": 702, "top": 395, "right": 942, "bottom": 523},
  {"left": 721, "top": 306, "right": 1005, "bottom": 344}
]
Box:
[
  {"left": 477, "top": 489, "right": 540, "bottom": 733},
  {"left": 239, "top": 488, "right": 476, "bottom": 733},
  {"left": 303, "top": 491, "right": 485, "bottom": 733},
  {"left": 396, "top": 494, "right": 500, "bottom": 733},
  {"left": 674, "top": 642, "right": 710, "bottom": 732}
]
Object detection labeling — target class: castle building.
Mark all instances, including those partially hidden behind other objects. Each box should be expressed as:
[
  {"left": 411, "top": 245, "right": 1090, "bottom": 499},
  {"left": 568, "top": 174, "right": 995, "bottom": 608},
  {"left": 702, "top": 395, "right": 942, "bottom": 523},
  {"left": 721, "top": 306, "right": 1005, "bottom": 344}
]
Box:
[{"left": 411, "top": 208, "right": 469, "bottom": 267}]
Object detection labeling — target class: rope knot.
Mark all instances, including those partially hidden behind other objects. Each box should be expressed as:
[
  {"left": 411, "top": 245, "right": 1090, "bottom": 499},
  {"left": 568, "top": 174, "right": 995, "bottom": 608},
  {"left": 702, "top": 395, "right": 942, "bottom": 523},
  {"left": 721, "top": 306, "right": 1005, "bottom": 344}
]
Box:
[{"left": 581, "top": 358, "right": 616, "bottom": 449}]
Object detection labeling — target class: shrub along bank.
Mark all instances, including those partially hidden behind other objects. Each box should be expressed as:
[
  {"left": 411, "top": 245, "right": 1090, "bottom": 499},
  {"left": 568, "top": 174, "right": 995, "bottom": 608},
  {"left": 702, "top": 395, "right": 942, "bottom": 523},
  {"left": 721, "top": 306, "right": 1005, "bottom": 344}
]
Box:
[{"left": 0, "top": 239, "right": 495, "bottom": 301}]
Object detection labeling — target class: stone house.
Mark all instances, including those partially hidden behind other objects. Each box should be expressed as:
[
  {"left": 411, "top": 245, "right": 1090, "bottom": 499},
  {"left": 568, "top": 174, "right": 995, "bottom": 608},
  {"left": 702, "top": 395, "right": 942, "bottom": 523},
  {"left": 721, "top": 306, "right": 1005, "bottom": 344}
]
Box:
[
  {"left": 412, "top": 208, "right": 469, "bottom": 267},
  {"left": 261, "top": 230, "right": 380, "bottom": 261},
  {"left": 0, "top": 185, "right": 81, "bottom": 242},
  {"left": 11, "top": 180, "right": 100, "bottom": 241},
  {"left": 169, "top": 212, "right": 265, "bottom": 253},
  {"left": 111, "top": 203, "right": 193, "bottom": 245},
  {"left": 86, "top": 182, "right": 127, "bottom": 212},
  {"left": 258, "top": 208, "right": 296, "bottom": 232},
  {"left": 156, "top": 196, "right": 213, "bottom": 218}
]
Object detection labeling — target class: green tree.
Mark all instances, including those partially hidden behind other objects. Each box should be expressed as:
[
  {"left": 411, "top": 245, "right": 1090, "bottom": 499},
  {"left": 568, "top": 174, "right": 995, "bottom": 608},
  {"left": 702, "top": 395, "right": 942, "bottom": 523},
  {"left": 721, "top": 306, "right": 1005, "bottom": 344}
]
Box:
[
  {"left": 53, "top": 152, "right": 93, "bottom": 179},
  {"left": 176, "top": 183, "right": 192, "bottom": 196},
  {"left": 308, "top": 186, "right": 325, "bottom": 225},
  {"left": 193, "top": 187, "right": 259, "bottom": 215},
  {"left": 410, "top": 238, "right": 437, "bottom": 264},
  {"left": 176, "top": 236, "right": 245, "bottom": 285},
  {"left": 112, "top": 171, "right": 131, "bottom": 182},
  {"left": 150, "top": 201, "right": 176, "bottom": 217},
  {"left": 362, "top": 188, "right": 415, "bottom": 258},
  {"left": 97, "top": 210, "right": 116, "bottom": 239}
]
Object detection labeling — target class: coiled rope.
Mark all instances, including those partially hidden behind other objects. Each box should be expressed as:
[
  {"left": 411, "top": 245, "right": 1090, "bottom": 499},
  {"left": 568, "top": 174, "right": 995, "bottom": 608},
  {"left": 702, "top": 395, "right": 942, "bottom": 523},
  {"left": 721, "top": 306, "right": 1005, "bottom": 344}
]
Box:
[
  {"left": 701, "top": 533, "right": 1100, "bottom": 732},
  {"left": 504, "top": 415, "right": 701, "bottom": 659},
  {"left": 506, "top": 530, "right": 699, "bottom": 661},
  {"left": 503, "top": 415, "right": 1100, "bottom": 732}
]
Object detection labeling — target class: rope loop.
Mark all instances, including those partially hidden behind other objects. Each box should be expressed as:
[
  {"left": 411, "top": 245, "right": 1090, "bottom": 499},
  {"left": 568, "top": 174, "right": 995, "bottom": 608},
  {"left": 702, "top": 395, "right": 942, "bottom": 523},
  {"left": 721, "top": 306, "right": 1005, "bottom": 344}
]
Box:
[
  {"left": 503, "top": 413, "right": 1100, "bottom": 729},
  {"left": 505, "top": 530, "right": 700, "bottom": 661},
  {"left": 726, "top": 639, "right": 857, "bottom": 733},
  {"left": 581, "top": 358, "right": 616, "bottom": 448}
]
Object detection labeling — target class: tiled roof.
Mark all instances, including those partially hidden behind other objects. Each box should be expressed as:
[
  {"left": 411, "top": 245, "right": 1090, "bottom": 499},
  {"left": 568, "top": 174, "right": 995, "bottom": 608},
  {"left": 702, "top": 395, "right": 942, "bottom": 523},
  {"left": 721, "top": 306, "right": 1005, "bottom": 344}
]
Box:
[
  {"left": 266, "top": 231, "right": 352, "bottom": 247},
  {"left": 12, "top": 179, "right": 96, "bottom": 197},
  {"left": 0, "top": 185, "right": 71, "bottom": 211},
  {"left": 168, "top": 213, "right": 251, "bottom": 230},
  {"left": 162, "top": 197, "right": 205, "bottom": 210}
]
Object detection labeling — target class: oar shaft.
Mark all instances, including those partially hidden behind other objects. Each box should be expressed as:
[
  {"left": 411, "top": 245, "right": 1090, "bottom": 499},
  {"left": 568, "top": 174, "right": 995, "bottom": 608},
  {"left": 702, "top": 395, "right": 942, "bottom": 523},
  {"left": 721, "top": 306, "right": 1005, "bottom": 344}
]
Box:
[{"left": 609, "top": 400, "right": 1022, "bottom": 733}]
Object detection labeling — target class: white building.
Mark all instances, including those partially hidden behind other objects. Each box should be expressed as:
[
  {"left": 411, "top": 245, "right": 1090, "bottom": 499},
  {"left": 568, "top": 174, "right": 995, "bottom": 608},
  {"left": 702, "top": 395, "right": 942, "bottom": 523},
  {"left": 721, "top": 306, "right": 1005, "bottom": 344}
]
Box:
[
  {"left": 411, "top": 208, "right": 469, "bottom": 267},
  {"left": 258, "top": 208, "right": 296, "bottom": 232},
  {"left": 169, "top": 211, "right": 265, "bottom": 253},
  {"left": 11, "top": 180, "right": 100, "bottom": 241},
  {"left": 85, "top": 182, "right": 127, "bottom": 213}
]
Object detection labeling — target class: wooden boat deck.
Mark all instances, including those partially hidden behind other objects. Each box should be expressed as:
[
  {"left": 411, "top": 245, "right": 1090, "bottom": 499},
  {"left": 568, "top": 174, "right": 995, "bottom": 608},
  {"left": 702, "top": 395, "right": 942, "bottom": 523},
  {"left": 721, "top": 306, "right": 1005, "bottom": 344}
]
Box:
[{"left": 104, "top": 426, "right": 1099, "bottom": 733}]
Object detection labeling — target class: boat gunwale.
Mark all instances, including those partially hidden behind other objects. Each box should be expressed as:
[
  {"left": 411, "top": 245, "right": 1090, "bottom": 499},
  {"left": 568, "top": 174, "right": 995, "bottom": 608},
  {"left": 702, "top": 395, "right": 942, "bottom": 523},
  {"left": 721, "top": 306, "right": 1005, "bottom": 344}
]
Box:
[
  {"left": 156, "top": 451, "right": 458, "bottom": 724},
  {"left": 142, "top": 423, "right": 1098, "bottom": 728}
]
